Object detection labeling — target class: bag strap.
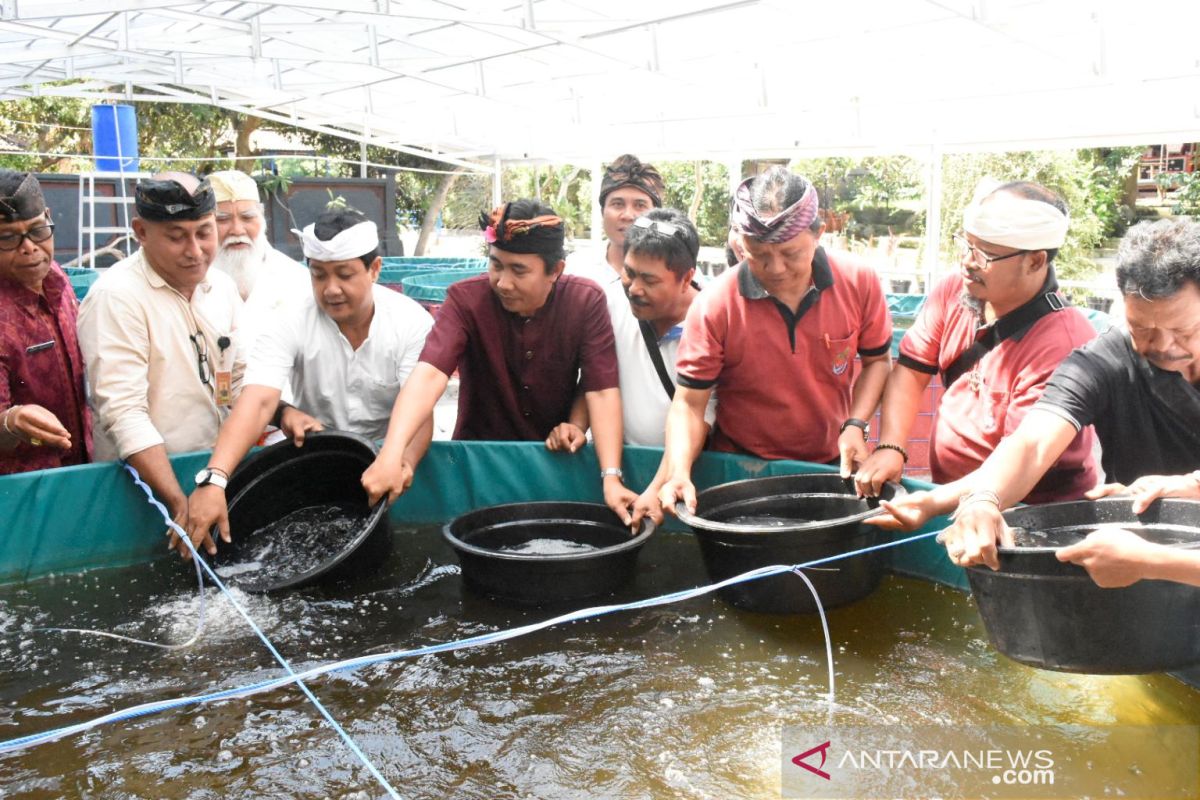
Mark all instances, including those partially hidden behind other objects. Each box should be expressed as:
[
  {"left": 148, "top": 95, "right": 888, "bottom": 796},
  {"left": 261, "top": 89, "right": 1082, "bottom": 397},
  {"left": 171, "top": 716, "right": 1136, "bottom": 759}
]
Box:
[
  {"left": 942, "top": 274, "right": 1066, "bottom": 389},
  {"left": 638, "top": 319, "right": 676, "bottom": 399}
]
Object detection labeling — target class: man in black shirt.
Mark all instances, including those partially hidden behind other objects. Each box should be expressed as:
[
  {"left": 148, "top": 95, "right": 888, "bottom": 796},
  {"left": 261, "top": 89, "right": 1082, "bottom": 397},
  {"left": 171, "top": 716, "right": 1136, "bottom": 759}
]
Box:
[{"left": 875, "top": 218, "right": 1200, "bottom": 575}]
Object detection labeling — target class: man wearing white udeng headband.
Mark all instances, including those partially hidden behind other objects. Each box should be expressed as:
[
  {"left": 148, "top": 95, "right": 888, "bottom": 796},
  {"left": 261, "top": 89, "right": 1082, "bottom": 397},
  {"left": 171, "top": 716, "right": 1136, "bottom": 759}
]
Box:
[
  {"left": 854, "top": 179, "right": 1098, "bottom": 505},
  {"left": 180, "top": 206, "right": 433, "bottom": 560}
]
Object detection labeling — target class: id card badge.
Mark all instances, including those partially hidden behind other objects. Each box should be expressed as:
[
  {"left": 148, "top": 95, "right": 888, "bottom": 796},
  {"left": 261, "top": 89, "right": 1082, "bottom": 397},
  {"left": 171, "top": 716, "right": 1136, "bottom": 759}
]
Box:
[
  {"left": 215, "top": 333, "right": 235, "bottom": 406},
  {"left": 215, "top": 370, "right": 233, "bottom": 406}
]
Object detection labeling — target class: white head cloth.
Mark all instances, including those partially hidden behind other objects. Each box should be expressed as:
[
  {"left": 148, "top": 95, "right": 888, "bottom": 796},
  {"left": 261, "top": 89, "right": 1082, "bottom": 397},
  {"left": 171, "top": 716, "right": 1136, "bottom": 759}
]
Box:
[
  {"left": 291, "top": 220, "right": 379, "bottom": 262},
  {"left": 962, "top": 178, "right": 1069, "bottom": 250}
]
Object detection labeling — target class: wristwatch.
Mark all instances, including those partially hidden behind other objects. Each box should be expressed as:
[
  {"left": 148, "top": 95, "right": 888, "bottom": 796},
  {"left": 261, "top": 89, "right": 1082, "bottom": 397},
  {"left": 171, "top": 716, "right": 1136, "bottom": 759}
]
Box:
[
  {"left": 839, "top": 417, "right": 870, "bottom": 437},
  {"left": 600, "top": 467, "right": 624, "bottom": 480},
  {"left": 195, "top": 467, "right": 229, "bottom": 490}
]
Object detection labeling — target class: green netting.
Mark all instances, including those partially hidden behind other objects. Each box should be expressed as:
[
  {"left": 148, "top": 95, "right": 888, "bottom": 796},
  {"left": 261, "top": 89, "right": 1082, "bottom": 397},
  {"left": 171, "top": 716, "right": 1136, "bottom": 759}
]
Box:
[
  {"left": 378, "top": 261, "right": 486, "bottom": 290},
  {"left": 380, "top": 256, "right": 487, "bottom": 268},
  {"left": 885, "top": 293, "right": 926, "bottom": 317},
  {"left": 64, "top": 267, "right": 99, "bottom": 302},
  {"left": 400, "top": 270, "right": 481, "bottom": 303},
  {"left": 0, "top": 441, "right": 948, "bottom": 588}
]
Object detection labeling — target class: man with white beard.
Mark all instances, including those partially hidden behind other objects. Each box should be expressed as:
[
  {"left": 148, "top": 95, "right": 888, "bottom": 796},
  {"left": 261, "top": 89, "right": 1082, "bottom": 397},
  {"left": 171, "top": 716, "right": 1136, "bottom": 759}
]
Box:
[{"left": 207, "top": 171, "right": 309, "bottom": 352}]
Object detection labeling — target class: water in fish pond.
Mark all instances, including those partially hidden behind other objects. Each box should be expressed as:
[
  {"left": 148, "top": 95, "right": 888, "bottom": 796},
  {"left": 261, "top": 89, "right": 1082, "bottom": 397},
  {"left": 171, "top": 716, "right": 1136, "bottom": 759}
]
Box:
[
  {"left": 1, "top": 526, "right": 1198, "bottom": 799},
  {"left": 215, "top": 504, "right": 373, "bottom": 587}
]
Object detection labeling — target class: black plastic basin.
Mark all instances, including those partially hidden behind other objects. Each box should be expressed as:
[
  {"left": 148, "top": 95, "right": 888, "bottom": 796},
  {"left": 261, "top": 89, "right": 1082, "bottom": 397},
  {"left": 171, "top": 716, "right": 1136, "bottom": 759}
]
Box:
[
  {"left": 678, "top": 474, "right": 904, "bottom": 614},
  {"left": 212, "top": 430, "right": 391, "bottom": 593},
  {"left": 967, "top": 497, "right": 1200, "bottom": 674},
  {"left": 444, "top": 502, "right": 654, "bottom": 605}
]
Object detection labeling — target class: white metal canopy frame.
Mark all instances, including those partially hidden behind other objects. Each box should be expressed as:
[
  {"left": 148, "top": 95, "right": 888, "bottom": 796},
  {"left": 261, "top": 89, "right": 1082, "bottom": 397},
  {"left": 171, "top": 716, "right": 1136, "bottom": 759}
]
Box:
[{"left": 1, "top": 0, "right": 1199, "bottom": 171}]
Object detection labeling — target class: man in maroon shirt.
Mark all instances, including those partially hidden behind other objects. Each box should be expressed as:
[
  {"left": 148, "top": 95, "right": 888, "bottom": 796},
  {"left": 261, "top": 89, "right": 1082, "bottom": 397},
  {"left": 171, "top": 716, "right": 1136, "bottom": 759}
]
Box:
[
  {"left": 0, "top": 171, "right": 92, "bottom": 475},
  {"left": 362, "top": 199, "right": 638, "bottom": 524}
]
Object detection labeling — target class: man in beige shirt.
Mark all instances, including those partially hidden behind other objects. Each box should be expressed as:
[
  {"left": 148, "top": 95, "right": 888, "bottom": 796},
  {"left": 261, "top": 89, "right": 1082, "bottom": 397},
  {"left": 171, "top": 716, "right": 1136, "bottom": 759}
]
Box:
[{"left": 78, "top": 172, "right": 244, "bottom": 559}]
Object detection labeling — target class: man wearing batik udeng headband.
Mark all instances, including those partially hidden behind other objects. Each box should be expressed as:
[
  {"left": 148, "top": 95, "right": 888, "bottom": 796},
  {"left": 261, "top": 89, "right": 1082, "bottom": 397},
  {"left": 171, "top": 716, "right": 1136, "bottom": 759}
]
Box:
[
  {"left": 566, "top": 154, "right": 665, "bottom": 290},
  {"left": 362, "top": 199, "right": 639, "bottom": 525},
  {"left": 77, "top": 172, "right": 244, "bottom": 560},
  {"left": 655, "top": 166, "right": 893, "bottom": 516},
  {"left": 854, "top": 180, "right": 1098, "bottom": 504},
  {"left": 0, "top": 170, "right": 92, "bottom": 475}
]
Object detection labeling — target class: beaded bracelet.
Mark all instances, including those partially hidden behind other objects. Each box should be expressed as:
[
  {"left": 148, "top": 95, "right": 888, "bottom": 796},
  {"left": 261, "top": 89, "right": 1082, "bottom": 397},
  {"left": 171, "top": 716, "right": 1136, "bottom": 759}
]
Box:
[{"left": 874, "top": 442, "right": 908, "bottom": 463}]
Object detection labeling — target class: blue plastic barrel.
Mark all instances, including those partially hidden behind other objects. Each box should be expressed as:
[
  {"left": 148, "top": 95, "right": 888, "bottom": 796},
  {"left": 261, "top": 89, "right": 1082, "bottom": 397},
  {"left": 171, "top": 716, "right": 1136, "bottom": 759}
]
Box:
[{"left": 91, "top": 104, "right": 139, "bottom": 173}]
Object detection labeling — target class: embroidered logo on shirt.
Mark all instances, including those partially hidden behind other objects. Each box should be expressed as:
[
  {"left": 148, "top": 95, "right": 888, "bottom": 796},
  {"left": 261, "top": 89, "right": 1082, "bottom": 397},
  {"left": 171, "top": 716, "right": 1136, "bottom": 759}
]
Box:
[{"left": 831, "top": 345, "right": 852, "bottom": 376}]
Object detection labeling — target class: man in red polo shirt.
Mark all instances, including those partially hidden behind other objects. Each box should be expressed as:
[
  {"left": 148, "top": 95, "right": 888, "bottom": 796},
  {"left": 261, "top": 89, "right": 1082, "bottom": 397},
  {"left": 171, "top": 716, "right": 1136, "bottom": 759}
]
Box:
[
  {"left": 854, "top": 180, "right": 1097, "bottom": 505},
  {"left": 652, "top": 166, "right": 893, "bottom": 516},
  {"left": 362, "top": 199, "right": 638, "bottom": 524}
]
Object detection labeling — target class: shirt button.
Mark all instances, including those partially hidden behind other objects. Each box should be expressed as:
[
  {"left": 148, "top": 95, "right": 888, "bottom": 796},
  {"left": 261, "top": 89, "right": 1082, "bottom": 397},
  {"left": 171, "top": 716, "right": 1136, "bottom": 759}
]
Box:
[
  {"left": 522, "top": 384, "right": 530, "bottom": 391},
  {"left": 525, "top": 350, "right": 534, "bottom": 360},
  {"left": 522, "top": 410, "right": 531, "bottom": 418}
]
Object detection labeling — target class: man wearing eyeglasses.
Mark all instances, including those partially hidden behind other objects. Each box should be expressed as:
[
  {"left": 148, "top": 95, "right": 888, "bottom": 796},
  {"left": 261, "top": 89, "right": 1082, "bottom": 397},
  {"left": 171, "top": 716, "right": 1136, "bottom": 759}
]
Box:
[
  {"left": 854, "top": 180, "right": 1097, "bottom": 506},
  {"left": 77, "top": 172, "right": 244, "bottom": 558},
  {"left": 885, "top": 218, "right": 1200, "bottom": 575},
  {"left": 0, "top": 170, "right": 92, "bottom": 475}
]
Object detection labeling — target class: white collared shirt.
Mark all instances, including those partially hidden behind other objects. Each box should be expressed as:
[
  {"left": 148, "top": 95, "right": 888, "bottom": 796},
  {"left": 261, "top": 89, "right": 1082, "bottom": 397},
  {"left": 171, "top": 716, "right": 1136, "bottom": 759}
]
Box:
[
  {"left": 239, "top": 245, "right": 312, "bottom": 357},
  {"left": 243, "top": 284, "right": 432, "bottom": 440},
  {"left": 78, "top": 248, "right": 245, "bottom": 460}
]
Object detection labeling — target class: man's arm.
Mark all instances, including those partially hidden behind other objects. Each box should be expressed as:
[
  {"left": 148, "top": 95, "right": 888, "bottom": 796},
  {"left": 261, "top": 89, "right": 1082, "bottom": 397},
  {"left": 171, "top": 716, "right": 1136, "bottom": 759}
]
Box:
[
  {"left": 839, "top": 352, "right": 891, "bottom": 478},
  {"left": 584, "top": 386, "right": 637, "bottom": 526},
  {"left": 855, "top": 363, "right": 932, "bottom": 495},
  {"left": 940, "top": 408, "right": 1080, "bottom": 569},
  {"left": 125, "top": 444, "right": 195, "bottom": 559},
  {"left": 361, "top": 362, "right": 448, "bottom": 505},
  {"left": 1058, "top": 528, "right": 1200, "bottom": 588},
  {"left": 657, "top": 386, "right": 714, "bottom": 515},
  {"left": 184, "top": 384, "right": 283, "bottom": 554}
]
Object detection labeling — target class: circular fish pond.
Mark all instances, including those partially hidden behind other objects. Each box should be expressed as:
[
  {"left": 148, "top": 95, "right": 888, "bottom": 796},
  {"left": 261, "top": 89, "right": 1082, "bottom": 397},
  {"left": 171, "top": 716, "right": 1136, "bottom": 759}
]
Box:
[
  {"left": 443, "top": 501, "right": 654, "bottom": 604},
  {"left": 211, "top": 431, "right": 390, "bottom": 593},
  {"left": 968, "top": 497, "right": 1200, "bottom": 674},
  {"left": 677, "top": 473, "right": 904, "bottom": 614}
]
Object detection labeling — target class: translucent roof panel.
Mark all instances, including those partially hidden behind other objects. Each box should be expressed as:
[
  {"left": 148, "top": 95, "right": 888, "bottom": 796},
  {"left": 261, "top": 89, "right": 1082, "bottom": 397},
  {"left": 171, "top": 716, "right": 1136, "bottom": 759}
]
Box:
[{"left": 1, "top": 0, "right": 1198, "bottom": 167}]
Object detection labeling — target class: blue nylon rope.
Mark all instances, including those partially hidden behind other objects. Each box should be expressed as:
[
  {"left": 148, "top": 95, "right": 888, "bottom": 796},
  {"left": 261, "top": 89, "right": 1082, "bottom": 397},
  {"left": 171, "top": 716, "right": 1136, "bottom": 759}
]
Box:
[
  {"left": 117, "top": 464, "right": 402, "bottom": 800},
  {"left": 0, "top": 522, "right": 939, "bottom": 756}
]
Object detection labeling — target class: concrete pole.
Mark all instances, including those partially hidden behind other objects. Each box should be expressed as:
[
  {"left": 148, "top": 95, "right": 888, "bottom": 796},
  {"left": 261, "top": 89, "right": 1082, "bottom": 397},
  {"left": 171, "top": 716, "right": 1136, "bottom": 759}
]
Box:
[
  {"left": 923, "top": 143, "right": 943, "bottom": 294},
  {"left": 591, "top": 159, "right": 604, "bottom": 244},
  {"left": 492, "top": 157, "right": 503, "bottom": 207}
]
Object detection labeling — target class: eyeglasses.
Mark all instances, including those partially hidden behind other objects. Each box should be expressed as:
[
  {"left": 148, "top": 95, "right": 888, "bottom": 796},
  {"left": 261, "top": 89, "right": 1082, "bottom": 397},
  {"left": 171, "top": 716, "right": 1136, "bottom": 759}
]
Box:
[
  {"left": 0, "top": 222, "right": 54, "bottom": 252},
  {"left": 953, "top": 233, "right": 1031, "bottom": 268},
  {"left": 189, "top": 331, "right": 212, "bottom": 386},
  {"left": 631, "top": 215, "right": 684, "bottom": 239}
]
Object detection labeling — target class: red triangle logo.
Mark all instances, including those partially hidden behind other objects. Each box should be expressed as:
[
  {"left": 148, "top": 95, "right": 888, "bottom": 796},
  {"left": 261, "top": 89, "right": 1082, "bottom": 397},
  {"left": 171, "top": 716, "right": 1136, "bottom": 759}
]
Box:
[{"left": 792, "top": 740, "right": 832, "bottom": 780}]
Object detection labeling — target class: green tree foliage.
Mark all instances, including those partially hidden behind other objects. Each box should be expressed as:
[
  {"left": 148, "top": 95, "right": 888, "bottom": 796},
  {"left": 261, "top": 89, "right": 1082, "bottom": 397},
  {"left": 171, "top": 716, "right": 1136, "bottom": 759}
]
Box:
[
  {"left": 789, "top": 155, "right": 925, "bottom": 239},
  {"left": 0, "top": 96, "right": 92, "bottom": 171},
  {"left": 657, "top": 161, "right": 730, "bottom": 248}
]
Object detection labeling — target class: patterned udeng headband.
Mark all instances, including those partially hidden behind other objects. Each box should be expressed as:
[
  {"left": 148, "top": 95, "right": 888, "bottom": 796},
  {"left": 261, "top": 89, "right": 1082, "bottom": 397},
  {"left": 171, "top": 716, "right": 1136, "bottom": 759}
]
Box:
[
  {"left": 730, "top": 176, "right": 819, "bottom": 244},
  {"left": 479, "top": 204, "right": 564, "bottom": 255}
]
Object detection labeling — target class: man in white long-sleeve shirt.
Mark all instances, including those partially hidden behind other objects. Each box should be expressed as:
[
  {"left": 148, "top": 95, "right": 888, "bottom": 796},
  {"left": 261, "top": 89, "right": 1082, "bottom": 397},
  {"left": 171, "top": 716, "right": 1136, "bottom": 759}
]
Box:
[{"left": 77, "top": 172, "right": 244, "bottom": 558}]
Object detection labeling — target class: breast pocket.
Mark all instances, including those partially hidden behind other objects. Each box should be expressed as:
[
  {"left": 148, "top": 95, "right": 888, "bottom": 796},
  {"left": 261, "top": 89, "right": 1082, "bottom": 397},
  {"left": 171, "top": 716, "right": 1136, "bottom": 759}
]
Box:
[
  {"left": 817, "top": 332, "right": 859, "bottom": 380},
  {"left": 982, "top": 389, "right": 1011, "bottom": 437}
]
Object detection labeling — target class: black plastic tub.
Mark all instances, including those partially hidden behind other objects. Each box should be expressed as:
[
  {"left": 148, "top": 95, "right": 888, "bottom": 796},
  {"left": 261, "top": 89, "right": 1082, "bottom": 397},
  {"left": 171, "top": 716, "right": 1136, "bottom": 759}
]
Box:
[
  {"left": 211, "top": 430, "right": 390, "bottom": 593},
  {"left": 967, "top": 497, "right": 1200, "bottom": 674},
  {"left": 443, "top": 502, "right": 654, "bottom": 605},
  {"left": 677, "top": 473, "right": 904, "bottom": 614}
]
